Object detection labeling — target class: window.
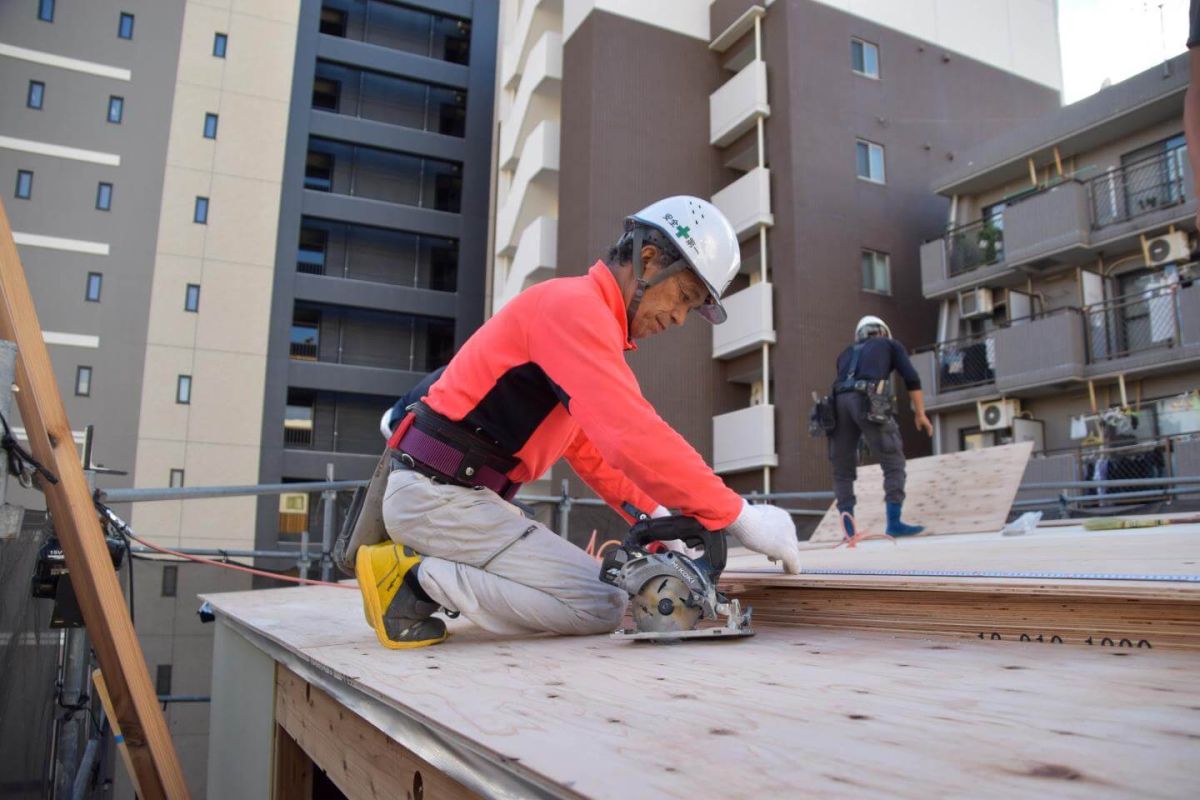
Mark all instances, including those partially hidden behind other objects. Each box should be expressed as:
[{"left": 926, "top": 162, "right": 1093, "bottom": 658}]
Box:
[
  {"left": 38, "top": 0, "right": 54, "bottom": 23},
  {"left": 96, "top": 182, "right": 113, "bottom": 211},
  {"left": 202, "top": 112, "right": 219, "bottom": 139},
  {"left": 118, "top": 12, "right": 134, "bottom": 39},
  {"left": 15, "top": 170, "right": 33, "bottom": 200},
  {"left": 155, "top": 664, "right": 172, "bottom": 696},
  {"left": 213, "top": 32, "right": 228, "bottom": 57},
  {"left": 193, "top": 196, "right": 209, "bottom": 224},
  {"left": 290, "top": 307, "right": 320, "bottom": 359},
  {"left": 176, "top": 375, "right": 192, "bottom": 404},
  {"left": 319, "top": 8, "right": 348, "bottom": 36},
  {"left": 169, "top": 468, "right": 185, "bottom": 487},
  {"left": 856, "top": 139, "right": 886, "bottom": 183},
  {"left": 86, "top": 272, "right": 102, "bottom": 302},
  {"left": 851, "top": 38, "right": 879, "bottom": 78},
  {"left": 297, "top": 227, "right": 327, "bottom": 274},
  {"left": 107, "top": 96, "right": 124, "bottom": 123},
  {"left": 312, "top": 78, "right": 340, "bottom": 112},
  {"left": 27, "top": 81, "right": 45, "bottom": 109},
  {"left": 861, "top": 249, "right": 891, "bottom": 294},
  {"left": 161, "top": 565, "right": 178, "bottom": 597},
  {"left": 304, "top": 152, "right": 333, "bottom": 191},
  {"left": 75, "top": 366, "right": 92, "bottom": 396},
  {"left": 184, "top": 283, "right": 200, "bottom": 312}
]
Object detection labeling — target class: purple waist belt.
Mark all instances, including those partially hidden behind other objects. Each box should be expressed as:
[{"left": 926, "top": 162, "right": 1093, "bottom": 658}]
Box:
[{"left": 395, "top": 425, "right": 521, "bottom": 501}]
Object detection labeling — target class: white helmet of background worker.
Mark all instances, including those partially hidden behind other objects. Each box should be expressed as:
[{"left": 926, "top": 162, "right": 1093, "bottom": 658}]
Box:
[
  {"left": 855, "top": 315, "right": 892, "bottom": 341},
  {"left": 624, "top": 196, "right": 741, "bottom": 324}
]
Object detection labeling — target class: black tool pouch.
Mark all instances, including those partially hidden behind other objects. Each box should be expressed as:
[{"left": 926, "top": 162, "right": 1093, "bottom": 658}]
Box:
[
  {"left": 809, "top": 394, "right": 836, "bottom": 437},
  {"left": 865, "top": 382, "right": 894, "bottom": 424}
]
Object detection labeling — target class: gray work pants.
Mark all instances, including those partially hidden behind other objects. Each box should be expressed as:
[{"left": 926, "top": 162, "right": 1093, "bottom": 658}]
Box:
[
  {"left": 381, "top": 468, "right": 627, "bottom": 636},
  {"left": 829, "top": 391, "right": 906, "bottom": 510}
]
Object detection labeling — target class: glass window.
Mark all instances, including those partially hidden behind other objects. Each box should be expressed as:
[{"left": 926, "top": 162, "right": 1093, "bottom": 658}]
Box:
[
  {"left": 304, "top": 152, "right": 334, "bottom": 191},
  {"left": 118, "top": 12, "right": 134, "bottom": 39},
  {"left": 161, "top": 565, "right": 178, "bottom": 597},
  {"left": 203, "top": 112, "right": 219, "bottom": 139},
  {"left": 176, "top": 374, "right": 192, "bottom": 404},
  {"left": 185, "top": 284, "right": 200, "bottom": 312},
  {"left": 169, "top": 469, "right": 185, "bottom": 487},
  {"left": 213, "top": 32, "right": 228, "bottom": 57},
  {"left": 861, "top": 249, "right": 891, "bottom": 294},
  {"left": 851, "top": 38, "right": 879, "bottom": 78},
  {"left": 107, "top": 96, "right": 124, "bottom": 123},
  {"left": 312, "top": 77, "right": 341, "bottom": 111},
  {"left": 75, "top": 366, "right": 92, "bottom": 396},
  {"left": 86, "top": 272, "right": 102, "bottom": 302},
  {"left": 320, "top": 8, "right": 348, "bottom": 36},
  {"left": 27, "top": 81, "right": 45, "bottom": 109},
  {"left": 96, "top": 182, "right": 113, "bottom": 210},
  {"left": 856, "top": 139, "right": 886, "bottom": 183},
  {"left": 38, "top": 0, "right": 54, "bottom": 23},
  {"left": 290, "top": 307, "right": 320, "bottom": 359},
  {"left": 194, "top": 196, "right": 209, "bottom": 223},
  {"left": 297, "top": 227, "right": 328, "bottom": 274},
  {"left": 15, "top": 170, "right": 33, "bottom": 200}
]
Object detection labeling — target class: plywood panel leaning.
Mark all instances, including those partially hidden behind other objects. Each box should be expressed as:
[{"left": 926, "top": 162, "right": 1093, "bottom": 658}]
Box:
[{"left": 812, "top": 441, "right": 1034, "bottom": 541}]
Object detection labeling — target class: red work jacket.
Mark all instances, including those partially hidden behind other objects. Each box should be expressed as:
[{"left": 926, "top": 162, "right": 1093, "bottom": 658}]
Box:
[{"left": 389, "top": 262, "right": 742, "bottom": 530}]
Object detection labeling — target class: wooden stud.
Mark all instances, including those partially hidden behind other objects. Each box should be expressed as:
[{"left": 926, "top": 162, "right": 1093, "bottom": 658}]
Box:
[
  {"left": 1027, "top": 157, "right": 1037, "bottom": 186},
  {"left": 0, "top": 199, "right": 188, "bottom": 798},
  {"left": 272, "top": 724, "right": 313, "bottom": 800},
  {"left": 1053, "top": 146, "right": 1063, "bottom": 177}
]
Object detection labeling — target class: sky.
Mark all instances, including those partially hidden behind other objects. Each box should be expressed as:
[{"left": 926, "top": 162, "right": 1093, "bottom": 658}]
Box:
[{"left": 1059, "top": 0, "right": 1190, "bottom": 104}]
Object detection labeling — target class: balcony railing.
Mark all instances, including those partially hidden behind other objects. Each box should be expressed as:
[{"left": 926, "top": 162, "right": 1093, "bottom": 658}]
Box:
[
  {"left": 930, "top": 331, "right": 995, "bottom": 391},
  {"left": 290, "top": 341, "right": 319, "bottom": 360},
  {"left": 283, "top": 423, "right": 380, "bottom": 456},
  {"left": 1087, "top": 145, "right": 1188, "bottom": 229},
  {"left": 284, "top": 426, "right": 314, "bottom": 447},
  {"left": 1085, "top": 285, "right": 1180, "bottom": 363},
  {"left": 944, "top": 217, "right": 1004, "bottom": 277}
]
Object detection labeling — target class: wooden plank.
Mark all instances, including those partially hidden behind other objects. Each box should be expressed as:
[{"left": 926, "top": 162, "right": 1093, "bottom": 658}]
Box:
[
  {"left": 0, "top": 201, "right": 186, "bottom": 796},
  {"left": 274, "top": 664, "right": 481, "bottom": 800},
  {"left": 811, "top": 441, "right": 1033, "bottom": 542},
  {"left": 273, "top": 724, "right": 313, "bottom": 800},
  {"left": 92, "top": 669, "right": 143, "bottom": 799},
  {"left": 204, "top": 586, "right": 1200, "bottom": 800}
]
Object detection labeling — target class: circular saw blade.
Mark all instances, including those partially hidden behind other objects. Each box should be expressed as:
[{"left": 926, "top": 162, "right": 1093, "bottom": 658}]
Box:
[{"left": 631, "top": 575, "right": 703, "bottom": 633}]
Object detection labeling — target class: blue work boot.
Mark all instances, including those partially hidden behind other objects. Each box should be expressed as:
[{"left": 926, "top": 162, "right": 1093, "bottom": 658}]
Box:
[
  {"left": 885, "top": 502, "right": 924, "bottom": 537},
  {"left": 838, "top": 507, "right": 856, "bottom": 539}
]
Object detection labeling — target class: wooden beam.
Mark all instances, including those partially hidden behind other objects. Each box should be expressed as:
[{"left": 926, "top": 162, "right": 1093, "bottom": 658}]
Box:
[
  {"left": 273, "top": 724, "right": 313, "bottom": 800},
  {"left": 274, "top": 665, "right": 481, "bottom": 800},
  {"left": 0, "top": 199, "right": 188, "bottom": 797},
  {"left": 93, "top": 669, "right": 143, "bottom": 798}
]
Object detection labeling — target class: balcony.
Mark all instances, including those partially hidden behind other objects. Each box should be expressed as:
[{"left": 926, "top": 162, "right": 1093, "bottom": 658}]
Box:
[
  {"left": 913, "top": 332, "right": 997, "bottom": 410},
  {"left": 318, "top": 0, "right": 471, "bottom": 66},
  {"left": 500, "top": 0, "right": 563, "bottom": 90},
  {"left": 495, "top": 121, "right": 560, "bottom": 257},
  {"left": 1082, "top": 284, "right": 1200, "bottom": 378},
  {"left": 1088, "top": 146, "right": 1192, "bottom": 232},
  {"left": 497, "top": 216, "right": 557, "bottom": 309},
  {"left": 1003, "top": 181, "right": 1091, "bottom": 268},
  {"left": 920, "top": 218, "right": 1012, "bottom": 299},
  {"left": 499, "top": 31, "right": 562, "bottom": 171},
  {"left": 711, "top": 166, "right": 773, "bottom": 240},
  {"left": 993, "top": 309, "right": 1086, "bottom": 393},
  {"left": 709, "top": 60, "right": 768, "bottom": 148},
  {"left": 713, "top": 404, "right": 777, "bottom": 474},
  {"left": 712, "top": 281, "right": 775, "bottom": 359}
]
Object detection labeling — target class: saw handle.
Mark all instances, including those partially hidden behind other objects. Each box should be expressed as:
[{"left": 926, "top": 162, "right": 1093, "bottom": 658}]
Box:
[{"left": 626, "top": 516, "right": 727, "bottom": 574}]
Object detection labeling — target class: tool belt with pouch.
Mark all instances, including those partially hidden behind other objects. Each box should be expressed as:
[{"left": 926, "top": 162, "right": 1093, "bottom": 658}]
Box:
[
  {"left": 332, "top": 402, "right": 521, "bottom": 576},
  {"left": 832, "top": 343, "right": 894, "bottom": 425}
]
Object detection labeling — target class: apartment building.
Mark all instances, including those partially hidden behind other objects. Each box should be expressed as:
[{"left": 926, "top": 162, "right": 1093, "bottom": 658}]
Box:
[
  {"left": 914, "top": 54, "right": 1200, "bottom": 492},
  {"left": 0, "top": 1, "right": 495, "bottom": 795},
  {"left": 491, "top": 0, "right": 1062, "bottom": 526}
]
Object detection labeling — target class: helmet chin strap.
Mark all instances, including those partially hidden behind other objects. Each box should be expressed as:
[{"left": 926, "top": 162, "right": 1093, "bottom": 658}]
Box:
[{"left": 624, "top": 227, "right": 687, "bottom": 339}]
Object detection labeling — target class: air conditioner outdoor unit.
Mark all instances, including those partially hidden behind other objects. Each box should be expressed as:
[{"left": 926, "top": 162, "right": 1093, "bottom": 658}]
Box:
[
  {"left": 978, "top": 398, "right": 1020, "bottom": 431},
  {"left": 1145, "top": 231, "right": 1190, "bottom": 267},
  {"left": 959, "top": 287, "right": 995, "bottom": 319}
]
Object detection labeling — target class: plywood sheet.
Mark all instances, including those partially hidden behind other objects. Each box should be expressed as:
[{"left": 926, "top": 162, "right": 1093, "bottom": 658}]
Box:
[
  {"left": 811, "top": 441, "right": 1034, "bottom": 542},
  {"left": 203, "top": 584, "right": 1200, "bottom": 800}
]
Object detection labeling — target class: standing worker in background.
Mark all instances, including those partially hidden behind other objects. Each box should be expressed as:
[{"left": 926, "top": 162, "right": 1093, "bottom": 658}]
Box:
[
  {"left": 356, "top": 196, "right": 803, "bottom": 649},
  {"left": 829, "top": 316, "right": 933, "bottom": 539}
]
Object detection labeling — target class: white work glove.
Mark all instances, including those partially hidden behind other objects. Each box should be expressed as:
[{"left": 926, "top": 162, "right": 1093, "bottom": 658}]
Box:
[{"left": 725, "top": 499, "right": 802, "bottom": 574}]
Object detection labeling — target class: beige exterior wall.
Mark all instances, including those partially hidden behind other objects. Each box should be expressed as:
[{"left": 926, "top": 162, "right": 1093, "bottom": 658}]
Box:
[{"left": 132, "top": 0, "right": 299, "bottom": 549}]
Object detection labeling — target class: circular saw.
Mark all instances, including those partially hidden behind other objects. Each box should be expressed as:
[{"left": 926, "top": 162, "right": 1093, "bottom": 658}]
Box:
[{"left": 599, "top": 515, "right": 753, "bottom": 642}]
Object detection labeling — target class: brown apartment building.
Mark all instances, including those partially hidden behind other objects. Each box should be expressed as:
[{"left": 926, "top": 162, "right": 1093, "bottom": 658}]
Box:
[
  {"left": 492, "top": 0, "right": 1063, "bottom": 529},
  {"left": 913, "top": 55, "right": 1200, "bottom": 494}
]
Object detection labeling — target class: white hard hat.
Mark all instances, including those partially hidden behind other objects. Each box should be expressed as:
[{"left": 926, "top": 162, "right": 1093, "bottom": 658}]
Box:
[
  {"left": 627, "top": 196, "right": 741, "bottom": 324},
  {"left": 855, "top": 315, "right": 891, "bottom": 340}
]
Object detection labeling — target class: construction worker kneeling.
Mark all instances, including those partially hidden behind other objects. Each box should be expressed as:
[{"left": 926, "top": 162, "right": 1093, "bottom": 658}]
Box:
[
  {"left": 353, "top": 196, "right": 802, "bottom": 648},
  {"left": 828, "top": 316, "right": 934, "bottom": 540}
]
